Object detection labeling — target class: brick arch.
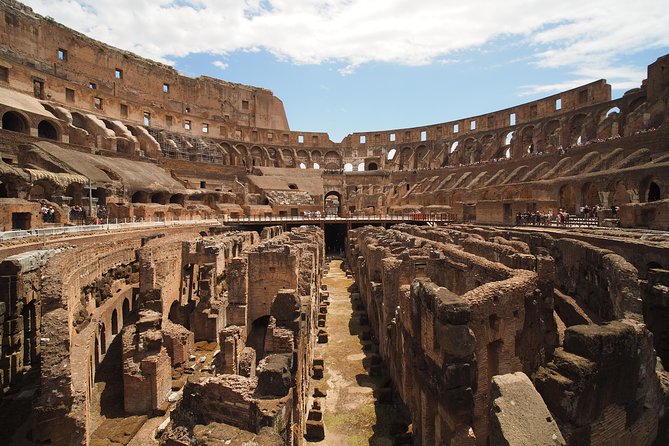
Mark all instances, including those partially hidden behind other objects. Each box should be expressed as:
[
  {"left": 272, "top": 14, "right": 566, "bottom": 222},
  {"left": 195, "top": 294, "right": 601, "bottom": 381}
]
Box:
[{"left": 1, "top": 109, "right": 30, "bottom": 134}]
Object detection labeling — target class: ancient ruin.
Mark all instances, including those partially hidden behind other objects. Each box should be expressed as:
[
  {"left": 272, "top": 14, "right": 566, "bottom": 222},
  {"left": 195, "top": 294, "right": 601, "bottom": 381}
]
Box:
[{"left": 0, "top": 0, "right": 668, "bottom": 444}]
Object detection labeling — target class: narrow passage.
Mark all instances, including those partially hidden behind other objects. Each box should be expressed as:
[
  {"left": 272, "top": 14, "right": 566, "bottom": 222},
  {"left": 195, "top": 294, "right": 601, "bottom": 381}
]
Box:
[{"left": 308, "top": 259, "right": 410, "bottom": 445}]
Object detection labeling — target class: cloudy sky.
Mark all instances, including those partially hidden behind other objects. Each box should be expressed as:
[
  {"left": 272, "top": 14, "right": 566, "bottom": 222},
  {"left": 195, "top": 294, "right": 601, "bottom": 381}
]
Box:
[{"left": 23, "top": 0, "right": 669, "bottom": 141}]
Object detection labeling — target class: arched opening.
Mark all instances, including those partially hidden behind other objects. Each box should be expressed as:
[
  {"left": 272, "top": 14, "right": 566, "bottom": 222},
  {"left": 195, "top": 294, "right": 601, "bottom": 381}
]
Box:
[
  {"left": 357, "top": 162, "right": 365, "bottom": 171},
  {"left": 343, "top": 163, "right": 353, "bottom": 172},
  {"left": 582, "top": 182, "right": 601, "bottom": 207},
  {"left": 1, "top": 111, "right": 29, "bottom": 134},
  {"left": 559, "top": 185, "right": 577, "bottom": 213},
  {"left": 131, "top": 191, "right": 149, "bottom": 203},
  {"left": 94, "top": 337, "right": 100, "bottom": 367},
  {"left": 648, "top": 182, "right": 661, "bottom": 202},
  {"left": 247, "top": 315, "right": 271, "bottom": 364},
  {"left": 168, "top": 300, "right": 181, "bottom": 324},
  {"left": 122, "top": 298, "right": 130, "bottom": 322},
  {"left": 324, "top": 191, "right": 342, "bottom": 217},
  {"left": 299, "top": 162, "right": 307, "bottom": 169},
  {"left": 387, "top": 148, "right": 397, "bottom": 160},
  {"left": 111, "top": 309, "right": 118, "bottom": 335},
  {"left": 604, "top": 107, "right": 620, "bottom": 119},
  {"left": 37, "top": 120, "right": 58, "bottom": 140},
  {"left": 29, "top": 180, "right": 56, "bottom": 201},
  {"left": 170, "top": 194, "right": 185, "bottom": 206},
  {"left": 65, "top": 183, "right": 84, "bottom": 205},
  {"left": 99, "top": 323, "right": 107, "bottom": 355},
  {"left": 367, "top": 162, "right": 378, "bottom": 171},
  {"left": 151, "top": 192, "right": 169, "bottom": 204},
  {"left": 313, "top": 163, "right": 320, "bottom": 170},
  {"left": 612, "top": 181, "right": 631, "bottom": 206},
  {"left": 450, "top": 141, "right": 459, "bottom": 153}
]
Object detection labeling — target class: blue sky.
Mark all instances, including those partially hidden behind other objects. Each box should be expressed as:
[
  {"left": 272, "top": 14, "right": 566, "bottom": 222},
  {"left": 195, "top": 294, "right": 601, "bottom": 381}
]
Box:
[{"left": 24, "top": 0, "right": 669, "bottom": 142}]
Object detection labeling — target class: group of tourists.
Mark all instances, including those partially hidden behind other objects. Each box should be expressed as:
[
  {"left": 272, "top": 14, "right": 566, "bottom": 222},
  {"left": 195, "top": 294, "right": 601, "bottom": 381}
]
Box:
[
  {"left": 303, "top": 211, "right": 322, "bottom": 218},
  {"left": 40, "top": 203, "right": 56, "bottom": 223},
  {"left": 69, "top": 204, "right": 86, "bottom": 222}
]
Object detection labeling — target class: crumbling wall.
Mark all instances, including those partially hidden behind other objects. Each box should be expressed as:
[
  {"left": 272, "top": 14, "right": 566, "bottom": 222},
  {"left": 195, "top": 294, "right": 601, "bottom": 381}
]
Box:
[
  {"left": 348, "top": 225, "right": 558, "bottom": 445},
  {"left": 536, "top": 321, "right": 662, "bottom": 446}
]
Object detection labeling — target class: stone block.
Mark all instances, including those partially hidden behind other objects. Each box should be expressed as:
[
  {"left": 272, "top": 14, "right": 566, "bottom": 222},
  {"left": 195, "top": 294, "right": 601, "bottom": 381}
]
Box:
[
  {"left": 305, "top": 420, "right": 325, "bottom": 441},
  {"left": 489, "top": 372, "right": 565, "bottom": 446}
]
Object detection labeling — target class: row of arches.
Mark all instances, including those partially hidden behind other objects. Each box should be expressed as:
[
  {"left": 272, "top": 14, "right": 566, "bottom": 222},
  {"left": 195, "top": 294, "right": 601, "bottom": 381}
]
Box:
[{"left": 1, "top": 110, "right": 60, "bottom": 140}]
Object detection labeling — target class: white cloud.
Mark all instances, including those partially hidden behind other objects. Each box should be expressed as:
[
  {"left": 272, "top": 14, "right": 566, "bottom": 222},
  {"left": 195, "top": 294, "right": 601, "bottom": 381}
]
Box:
[
  {"left": 212, "top": 60, "right": 228, "bottom": 70},
  {"left": 22, "top": 0, "right": 669, "bottom": 86}
]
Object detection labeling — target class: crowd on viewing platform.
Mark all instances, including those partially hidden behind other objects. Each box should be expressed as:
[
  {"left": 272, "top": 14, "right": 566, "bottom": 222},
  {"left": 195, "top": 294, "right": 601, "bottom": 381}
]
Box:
[{"left": 515, "top": 205, "right": 609, "bottom": 228}]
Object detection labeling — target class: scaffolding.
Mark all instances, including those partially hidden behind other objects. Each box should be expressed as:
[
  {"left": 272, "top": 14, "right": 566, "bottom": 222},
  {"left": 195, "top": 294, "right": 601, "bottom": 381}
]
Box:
[{"left": 147, "top": 128, "right": 225, "bottom": 164}]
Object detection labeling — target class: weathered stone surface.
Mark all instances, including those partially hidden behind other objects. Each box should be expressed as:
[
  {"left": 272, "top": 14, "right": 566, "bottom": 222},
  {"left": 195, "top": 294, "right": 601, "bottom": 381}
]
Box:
[{"left": 489, "top": 372, "right": 565, "bottom": 446}]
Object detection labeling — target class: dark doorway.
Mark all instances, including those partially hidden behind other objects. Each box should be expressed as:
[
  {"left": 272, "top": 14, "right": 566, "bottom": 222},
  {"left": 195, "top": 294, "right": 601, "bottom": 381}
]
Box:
[
  {"left": 12, "top": 212, "right": 31, "bottom": 230},
  {"left": 325, "top": 224, "right": 346, "bottom": 255},
  {"left": 503, "top": 203, "right": 512, "bottom": 224},
  {"left": 247, "top": 315, "right": 270, "bottom": 364},
  {"left": 648, "top": 182, "right": 661, "bottom": 202}
]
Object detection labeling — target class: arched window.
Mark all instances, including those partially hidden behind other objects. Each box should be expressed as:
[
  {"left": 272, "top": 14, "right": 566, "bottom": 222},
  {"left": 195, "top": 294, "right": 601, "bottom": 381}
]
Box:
[
  {"left": 2, "top": 111, "right": 28, "bottom": 134},
  {"left": 648, "top": 182, "right": 661, "bottom": 202},
  {"left": 38, "top": 121, "right": 58, "bottom": 140}
]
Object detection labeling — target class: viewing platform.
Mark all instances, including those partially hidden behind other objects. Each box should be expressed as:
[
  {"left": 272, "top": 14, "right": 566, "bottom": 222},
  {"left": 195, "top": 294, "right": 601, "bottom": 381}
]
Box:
[{"left": 222, "top": 213, "right": 456, "bottom": 226}]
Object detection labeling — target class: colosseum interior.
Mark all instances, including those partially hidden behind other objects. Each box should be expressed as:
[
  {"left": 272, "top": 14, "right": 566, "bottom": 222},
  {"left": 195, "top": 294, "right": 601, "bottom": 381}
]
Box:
[{"left": 0, "top": 0, "right": 668, "bottom": 445}]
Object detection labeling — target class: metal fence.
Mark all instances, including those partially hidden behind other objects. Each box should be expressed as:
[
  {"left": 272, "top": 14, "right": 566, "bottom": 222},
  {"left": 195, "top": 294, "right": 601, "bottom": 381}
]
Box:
[{"left": 0, "top": 219, "right": 219, "bottom": 241}]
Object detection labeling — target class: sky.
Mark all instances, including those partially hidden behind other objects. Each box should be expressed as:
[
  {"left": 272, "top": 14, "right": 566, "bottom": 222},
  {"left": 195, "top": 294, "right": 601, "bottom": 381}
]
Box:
[{"left": 22, "top": 0, "right": 669, "bottom": 142}]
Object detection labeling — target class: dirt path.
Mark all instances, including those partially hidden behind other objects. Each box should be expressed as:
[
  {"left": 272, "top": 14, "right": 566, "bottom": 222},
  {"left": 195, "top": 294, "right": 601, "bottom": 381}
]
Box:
[{"left": 308, "top": 259, "right": 409, "bottom": 446}]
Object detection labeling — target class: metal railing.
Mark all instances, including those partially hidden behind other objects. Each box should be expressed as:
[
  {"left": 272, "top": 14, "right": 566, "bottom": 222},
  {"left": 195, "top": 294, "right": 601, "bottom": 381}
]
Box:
[
  {"left": 516, "top": 216, "right": 599, "bottom": 228},
  {"left": 0, "top": 219, "right": 219, "bottom": 241},
  {"left": 222, "top": 213, "right": 456, "bottom": 224}
]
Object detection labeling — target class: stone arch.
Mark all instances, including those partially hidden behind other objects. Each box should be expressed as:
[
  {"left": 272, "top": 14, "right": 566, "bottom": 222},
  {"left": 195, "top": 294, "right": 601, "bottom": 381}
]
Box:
[
  {"left": 37, "top": 120, "right": 59, "bottom": 140},
  {"left": 609, "top": 180, "right": 632, "bottom": 206},
  {"left": 1, "top": 110, "right": 29, "bottom": 134},
  {"left": 250, "top": 146, "right": 264, "bottom": 167},
  {"left": 311, "top": 150, "right": 323, "bottom": 165},
  {"left": 559, "top": 184, "right": 577, "bottom": 213},
  {"left": 324, "top": 151, "right": 342, "bottom": 169},
  {"left": 170, "top": 193, "right": 185, "bottom": 206},
  {"left": 542, "top": 119, "right": 561, "bottom": 150},
  {"left": 29, "top": 179, "right": 57, "bottom": 201},
  {"left": 367, "top": 162, "right": 378, "bottom": 171},
  {"left": 519, "top": 125, "right": 535, "bottom": 155},
  {"left": 282, "top": 149, "right": 295, "bottom": 168},
  {"left": 414, "top": 145, "right": 428, "bottom": 169},
  {"left": 111, "top": 309, "right": 119, "bottom": 335},
  {"left": 296, "top": 150, "right": 309, "bottom": 167},
  {"left": 399, "top": 147, "right": 412, "bottom": 170},
  {"left": 65, "top": 182, "right": 85, "bottom": 205},
  {"left": 131, "top": 190, "right": 150, "bottom": 203},
  {"left": 151, "top": 192, "right": 169, "bottom": 205},
  {"left": 480, "top": 134, "right": 497, "bottom": 161},
  {"left": 568, "top": 114, "right": 588, "bottom": 146},
  {"left": 123, "top": 298, "right": 130, "bottom": 322},
  {"left": 582, "top": 182, "right": 602, "bottom": 207},
  {"left": 640, "top": 176, "right": 662, "bottom": 202},
  {"left": 99, "top": 322, "right": 107, "bottom": 355},
  {"left": 325, "top": 190, "right": 342, "bottom": 216}
]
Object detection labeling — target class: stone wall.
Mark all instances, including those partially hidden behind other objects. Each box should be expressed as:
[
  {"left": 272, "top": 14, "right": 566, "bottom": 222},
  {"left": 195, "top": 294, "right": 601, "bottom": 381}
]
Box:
[{"left": 347, "top": 225, "right": 558, "bottom": 445}]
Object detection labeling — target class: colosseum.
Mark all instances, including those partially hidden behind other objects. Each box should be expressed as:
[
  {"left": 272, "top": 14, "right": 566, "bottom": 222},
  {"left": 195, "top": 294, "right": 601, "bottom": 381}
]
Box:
[{"left": 0, "top": 1, "right": 667, "bottom": 445}]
